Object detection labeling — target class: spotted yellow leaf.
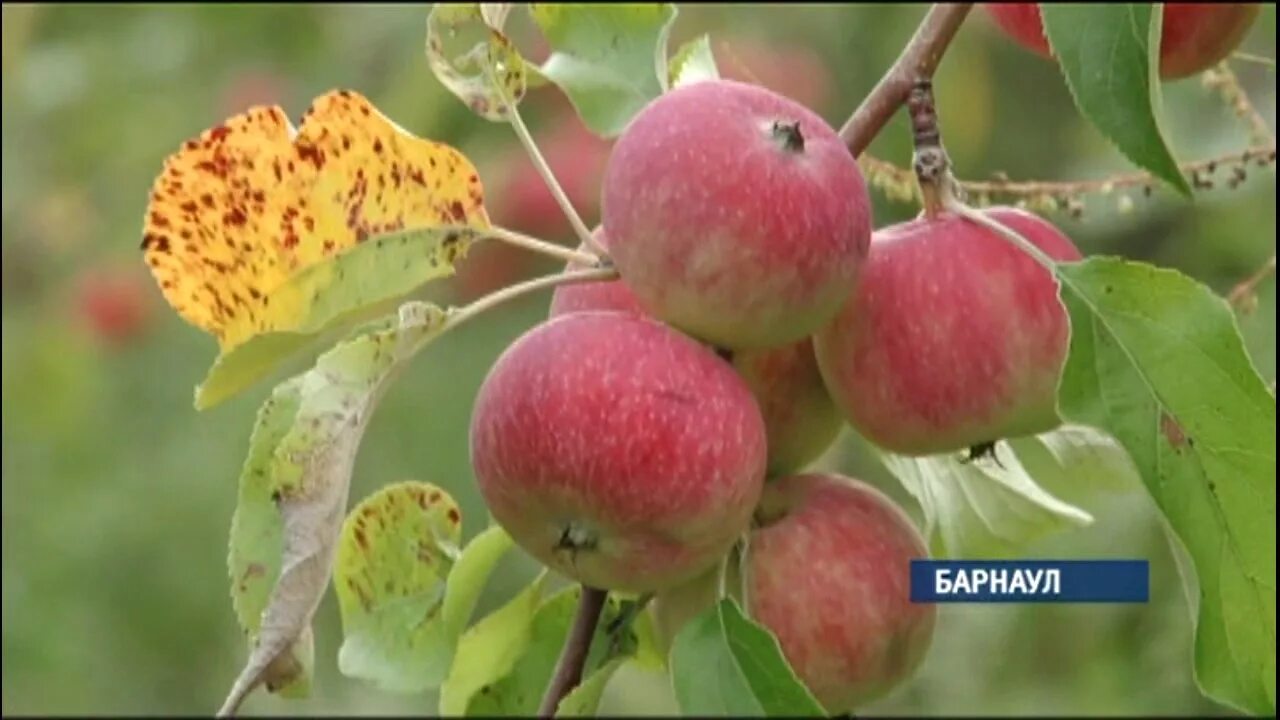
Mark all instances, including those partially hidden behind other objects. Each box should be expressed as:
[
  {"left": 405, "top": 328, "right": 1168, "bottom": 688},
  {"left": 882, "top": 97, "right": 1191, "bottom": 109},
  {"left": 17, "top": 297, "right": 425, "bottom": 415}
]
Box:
[{"left": 141, "top": 89, "right": 489, "bottom": 352}]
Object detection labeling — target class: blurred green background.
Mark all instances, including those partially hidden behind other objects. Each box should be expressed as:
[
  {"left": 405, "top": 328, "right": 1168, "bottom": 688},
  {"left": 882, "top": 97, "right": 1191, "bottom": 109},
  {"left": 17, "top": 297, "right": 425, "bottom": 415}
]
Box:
[{"left": 2, "top": 3, "right": 1275, "bottom": 716}]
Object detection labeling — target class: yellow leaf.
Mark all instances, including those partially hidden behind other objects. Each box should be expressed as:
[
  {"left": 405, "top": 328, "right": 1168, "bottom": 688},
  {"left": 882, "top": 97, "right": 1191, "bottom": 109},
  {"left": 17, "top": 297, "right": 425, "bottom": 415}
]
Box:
[{"left": 141, "top": 89, "right": 489, "bottom": 350}]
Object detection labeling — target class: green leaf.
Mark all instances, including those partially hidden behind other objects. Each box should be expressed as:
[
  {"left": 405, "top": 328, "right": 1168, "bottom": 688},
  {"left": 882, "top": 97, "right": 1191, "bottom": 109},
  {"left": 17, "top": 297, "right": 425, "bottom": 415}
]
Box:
[
  {"left": 442, "top": 524, "right": 516, "bottom": 641},
  {"left": 219, "top": 301, "right": 451, "bottom": 716},
  {"left": 555, "top": 657, "right": 627, "bottom": 717},
  {"left": 1039, "top": 4, "right": 1191, "bottom": 196},
  {"left": 876, "top": 440, "right": 1094, "bottom": 558},
  {"left": 669, "top": 34, "right": 720, "bottom": 88},
  {"left": 426, "top": 3, "right": 529, "bottom": 120},
  {"left": 1007, "top": 425, "right": 1142, "bottom": 512},
  {"left": 333, "top": 481, "right": 464, "bottom": 693},
  {"left": 1054, "top": 256, "right": 1276, "bottom": 715},
  {"left": 196, "top": 227, "right": 481, "bottom": 410},
  {"left": 463, "top": 586, "right": 640, "bottom": 716},
  {"left": 530, "top": 3, "right": 679, "bottom": 137},
  {"left": 669, "top": 597, "right": 825, "bottom": 717},
  {"left": 226, "top": 377, "right": 311, "bottom": 699},
  {"left": 439, "top": 572, "right": 550, "bottom": 716}
]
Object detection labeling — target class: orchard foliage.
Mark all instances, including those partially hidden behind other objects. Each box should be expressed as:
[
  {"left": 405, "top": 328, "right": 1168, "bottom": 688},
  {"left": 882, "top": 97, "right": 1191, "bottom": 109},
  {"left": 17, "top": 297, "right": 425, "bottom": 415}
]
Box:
[{"left": 137, "top": 3, "right": 1275, "bottom": 717}]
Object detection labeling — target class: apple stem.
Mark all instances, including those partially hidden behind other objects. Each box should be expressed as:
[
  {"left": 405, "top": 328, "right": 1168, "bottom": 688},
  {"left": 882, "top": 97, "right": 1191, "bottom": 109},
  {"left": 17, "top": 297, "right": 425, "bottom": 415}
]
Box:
[
  {"left": 487, "top": 64, "right": 608, "bottom": 258},
  {"left": 446, "top": 266, "right": 620, "bottom": 330},
  {"left": 902, "top": 80, "right": 1061, "bottom": 272},
  {"left": 907, "top": 79, "right": 962, "bottom": 220},
  {"left": 771, "top": 120, "right": 806, "bottom": 153},
  {"left": 486, "top": 226, "right": 604, "bottom": 266},
  {"left": 538, "top": 586, "right": 608, "bottom": 718}
]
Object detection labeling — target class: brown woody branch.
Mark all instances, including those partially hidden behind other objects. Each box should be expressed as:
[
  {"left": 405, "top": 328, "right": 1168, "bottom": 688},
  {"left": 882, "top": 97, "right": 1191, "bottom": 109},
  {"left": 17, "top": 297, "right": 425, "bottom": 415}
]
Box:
[
  {"left": 537, "top": 585, "right": 607, "bottom": 718},
  {"left": 839, "top": 3, "right": 974, "bottom": 157}
]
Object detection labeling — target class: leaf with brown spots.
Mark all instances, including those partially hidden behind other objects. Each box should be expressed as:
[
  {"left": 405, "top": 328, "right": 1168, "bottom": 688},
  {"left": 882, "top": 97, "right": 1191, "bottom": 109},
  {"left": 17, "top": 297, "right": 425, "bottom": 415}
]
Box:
[
  {"left": 219, "top": 301, "right": 450, "bottom": 717},
  {"left": 141, "top": 90, "right": 489, "bottom": 407},
  {"left": 194, "top": 225, "right": 486, "bottom": 410},
  {"left": 226, "top": 376, "right": 310, "bottom": 702},
  {"left": 333, "top": 481, "right": 463, "bottom": 693},
  {"left": 426, "top": 4, "right": 528, "bottom": 121},
  {"left": 1055, "top": 257, "right": 1276, "bottom": 715}
]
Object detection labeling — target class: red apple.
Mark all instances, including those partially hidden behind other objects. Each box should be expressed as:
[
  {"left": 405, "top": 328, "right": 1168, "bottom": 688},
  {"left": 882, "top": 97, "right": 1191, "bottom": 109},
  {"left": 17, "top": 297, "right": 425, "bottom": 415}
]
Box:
[
  {"left": 653, "top": 473, "right": 936, "bottom": 713},
  {"left": 469, "top": 312, "right": 768, "bottom": 593},
  {"left": 73, "top": 265, "right": 154, "bottom": 348},
  {"left": 550, "top": 232, "right": 843, "bottom": 477},
  {"left": 985, "top": 3, "right": 1261, "bottom": 80},
  {"left": 814, "top": 207, "right": 1082, "bottom": 456},
  {"left": 602, "top": 79, "right": 872, "bottom": 350}
]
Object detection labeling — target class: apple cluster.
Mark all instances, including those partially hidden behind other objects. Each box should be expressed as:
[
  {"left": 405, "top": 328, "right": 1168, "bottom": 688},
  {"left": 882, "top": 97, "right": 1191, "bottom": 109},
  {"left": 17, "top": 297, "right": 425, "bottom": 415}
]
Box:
[{"left": 468, "top": 78, "right": 1085, "bottom": 712}]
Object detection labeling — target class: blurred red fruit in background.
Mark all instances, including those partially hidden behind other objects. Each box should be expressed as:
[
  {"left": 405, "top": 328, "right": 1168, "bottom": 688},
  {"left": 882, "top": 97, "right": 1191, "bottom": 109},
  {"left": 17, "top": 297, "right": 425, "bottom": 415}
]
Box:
[
  {"left": 73, "top": 265, "right": 155, "bottom": 348},
  {"left": 717, "top": 35, "right": 835, "bottom": 114}
]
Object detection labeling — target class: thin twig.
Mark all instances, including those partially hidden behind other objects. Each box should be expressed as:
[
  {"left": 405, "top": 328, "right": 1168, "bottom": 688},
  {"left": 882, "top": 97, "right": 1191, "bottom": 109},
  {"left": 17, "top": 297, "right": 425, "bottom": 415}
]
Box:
[
  {"left": 1203, "top": 62, "right": 1275, "bottom": 145},
  {"left": 486, "top": 226, "right": 602, "bottom": 266},
  {"left": 445, "top": 266, "right": 619, "bottom": 330},
  {"left": 1232, "top": 51, "right": 1276, "bottom": 69},
  {"left": 838, "top": 3, "right": 973, "bottom": 158},
  {"left": 861, "top": 144, "right": 1278, "bottom": 208},
  {"left": 537, "top": 586, "right": 608, "bottom": 718},
  {"left": 487, "top": 65, "right": 605, "bottom": 257},
  {"left": 1228, "top": 255, "right": 1277, "bottom": 312}
]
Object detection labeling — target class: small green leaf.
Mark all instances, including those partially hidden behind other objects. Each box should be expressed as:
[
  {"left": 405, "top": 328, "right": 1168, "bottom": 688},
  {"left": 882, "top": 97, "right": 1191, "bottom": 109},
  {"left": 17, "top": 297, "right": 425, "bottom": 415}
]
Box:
[
  {"left": 530, "top": 3, "right": 679, "bottom": 137},
  {"left": 1055, "top": 256, "right": 1276, "bottom": 715},
  {"left": 426, "top": 3, "right": 529, "bottom": 120},
  {"left": 464, "top": 586, "right": 639, "bottom": 716},
  {"left": 333, "top": 481, "right": 464, "bottom": 693},
  {"left": 1039, "top": 4, "right": 1191, "bottom": 196},
  {"left": 876, "top": 441, "right": 1094, "bottom": 558},
  {"left": 669, "top": 34, "right": 720, "bottom": 88},
  {"left": 669, "top": 597, "right": 824, "bottom": 717},
  {"left": 442, "top": 524, "right": 516, "bottom": 641},
  {"left": 196, "top": 227, "right": 482, "bottom": 410},
  {"left": 439, "top": 572, "right": 550, "bottom": 716},
  {"left": 219, "top": 301, "right": 451, "bottom": 716},
  {"left": 555, "top": 657, "right": 627, "bottom": 717}
]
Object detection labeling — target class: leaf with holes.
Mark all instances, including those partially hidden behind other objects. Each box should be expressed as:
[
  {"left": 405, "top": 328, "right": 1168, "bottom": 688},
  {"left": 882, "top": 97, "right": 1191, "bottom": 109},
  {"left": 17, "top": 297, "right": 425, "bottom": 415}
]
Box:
[
  {"left": 876, "top": 440, "right": 1094, "bottom": 559},
  {"left": 669, "top": 597, "right": 824, "bottom": 716},
  {"left": 426, "top": 3, "right": 529, "bottom": 120},
  {"left": 333, "top": 481, "right": 464, "bottom": 694},
  {"left": 219, "top": 301, "right": 450, "bottom": 717},
  {"left": 140, "top": 90, "right": 489, "bottom": 408},
  {"left": 530, "top": 4, "right": 679, "bottom": 137},
  {"left": 1039, "top": 4, "right": 1191, "bottom": 195},
  {"left": 1055, "top": 256, "right": 1276, "bottom": 715},
  {"left": 669, "top": 34, "right": 720, "bottom": 88}
]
